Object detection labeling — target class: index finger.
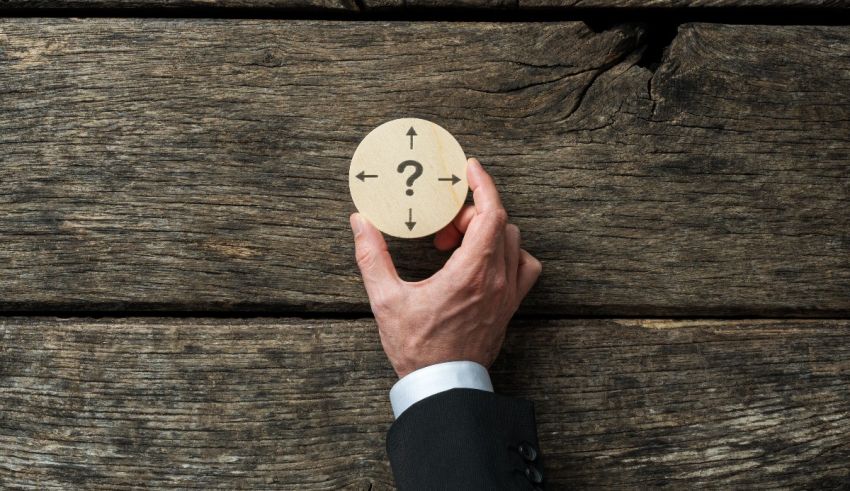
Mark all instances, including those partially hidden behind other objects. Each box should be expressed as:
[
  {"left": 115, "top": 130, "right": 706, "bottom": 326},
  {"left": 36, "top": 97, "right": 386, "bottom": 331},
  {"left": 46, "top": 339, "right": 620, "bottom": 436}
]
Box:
[
  {"left": 467, "top": 157, "right": 504, "bottom": 214},
  {"left": 449, "top": 158, "right": 508, "bottom": 265}
]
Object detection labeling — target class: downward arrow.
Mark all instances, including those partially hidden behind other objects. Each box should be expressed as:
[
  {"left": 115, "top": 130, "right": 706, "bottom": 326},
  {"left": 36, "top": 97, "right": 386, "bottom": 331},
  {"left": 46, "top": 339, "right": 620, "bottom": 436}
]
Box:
[
  {"left": 405, "top": 208, "right": 416, "bottom": 231},
  {"left": 438, "top": 174, "right": 461, "bottom": 185},
  {"left": 406, "top": 127, "right": 417, "bottom": 149},
  {"left": 356, "top": 171, "right": 378, "bottom": 181}
]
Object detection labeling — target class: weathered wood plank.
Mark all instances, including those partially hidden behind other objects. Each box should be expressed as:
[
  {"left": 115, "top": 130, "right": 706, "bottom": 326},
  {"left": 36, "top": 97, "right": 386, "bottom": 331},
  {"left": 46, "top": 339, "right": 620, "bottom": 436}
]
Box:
[
  {"left": 0, "top": 21, "right": 848, "bottom": 315},
  {"left": 517, "top": 0, "right": 850, "bottom": 7},
  {"left": 1, "top": 317, "right": 848, "bottom": 488},
  {"left": 363, "top": 0, "right": 850, "bottom": 9},
  {"left": 1, "top": 0, "right": 357, "bottom": 10},
  {"left": 3, "top": 0, "right": 848, "bottom": 9}
]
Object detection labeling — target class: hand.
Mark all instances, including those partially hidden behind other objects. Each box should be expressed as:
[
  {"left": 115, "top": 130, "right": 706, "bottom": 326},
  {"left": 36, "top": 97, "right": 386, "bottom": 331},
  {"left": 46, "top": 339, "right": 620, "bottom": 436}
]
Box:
[{"left": 350, "top": 158, "right": 542, "bottom": 378}]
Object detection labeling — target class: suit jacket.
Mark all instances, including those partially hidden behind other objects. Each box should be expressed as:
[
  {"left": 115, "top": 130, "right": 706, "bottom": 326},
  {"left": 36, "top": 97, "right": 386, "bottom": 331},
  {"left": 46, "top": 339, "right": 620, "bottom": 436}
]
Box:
[{"left": 387, "top": 388, "right": 544, "bottom": 490}]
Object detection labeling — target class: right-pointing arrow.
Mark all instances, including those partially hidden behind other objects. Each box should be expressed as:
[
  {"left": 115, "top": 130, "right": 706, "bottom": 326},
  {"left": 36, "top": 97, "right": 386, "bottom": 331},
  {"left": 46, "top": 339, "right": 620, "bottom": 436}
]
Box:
[
  {"left": 438, "top": 174, "right": 461, "bottom": 185},
  {"left": 405, "top": 208, "right": 416, "bottom": 231}
]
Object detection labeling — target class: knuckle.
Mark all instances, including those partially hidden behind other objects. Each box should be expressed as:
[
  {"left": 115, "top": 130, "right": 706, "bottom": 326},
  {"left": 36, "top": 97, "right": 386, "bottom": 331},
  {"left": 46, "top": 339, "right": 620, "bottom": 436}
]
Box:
[
  {"left": 478, "top": 243, "right": 498, "bottom": 260},
  {"left": 489, "top": 209, "right": 509, "bottom": 228},
  {"left": 355, "top": 246, "right": 379, "bottom": 272},
  {"left": 464, "top": 269, "right": 488, "bottom": 295},
  {"left": 491, "top": 274, "right": 507, "bottom": 292}
]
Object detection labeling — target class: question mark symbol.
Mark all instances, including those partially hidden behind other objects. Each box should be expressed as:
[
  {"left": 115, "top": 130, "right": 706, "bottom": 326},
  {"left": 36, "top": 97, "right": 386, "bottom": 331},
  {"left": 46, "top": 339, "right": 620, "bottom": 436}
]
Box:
[{"left": 397, "top": 160, "right": 423, "bottom": 196}]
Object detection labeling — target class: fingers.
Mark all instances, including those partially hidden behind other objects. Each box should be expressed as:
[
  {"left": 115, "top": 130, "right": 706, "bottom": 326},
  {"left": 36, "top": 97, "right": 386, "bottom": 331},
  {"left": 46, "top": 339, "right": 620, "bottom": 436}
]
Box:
[
  {"left": 466, "top": 157, "right": 503, "bottom": 214},
  {"left": 350, "top": 213, "right": 401, "bottom": 297},
  {"left": 516, "top": 249, "right": 543, "bottom": 300},
  {"left": 433, "top": 222, "right": 462, "bottom": 251},
  {"left": 493, "top": 219, "right": 506, "bottom": 278},
  {"left": 453, "top": 204, "right": 477, "bottom": 235},
  {"left": 436, "top": 159, "right": 503, "bottom": 255},
  {"left": 505, "top": 224, "right": 520, "bottom": 289},
  {"left": 458, "top": 158, "right": 508, "bottom": 258},
  {"left": 433, "top": 204, "right": 477, "bottom": 251}
]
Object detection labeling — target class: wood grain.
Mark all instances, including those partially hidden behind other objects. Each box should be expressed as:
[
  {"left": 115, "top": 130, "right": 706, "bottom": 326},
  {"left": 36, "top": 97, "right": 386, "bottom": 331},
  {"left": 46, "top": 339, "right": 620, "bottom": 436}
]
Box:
[
  {"left": 517, "top": 0, "right": 850, "bottom": 8},
  {"left": 0, "top": 0, "right": 357, "bottom": 10},
  {"left": 0, "top": 20, "right": 848, "bottom": 315},
  {"left": 3, "top": 0, "right": 847, "bottom": 9},
  {"left": 364, "top": 0, "right": 850, "bottom": 9},
  {"left": 1, "top": 317, "right": 848, "bottom": 488}
]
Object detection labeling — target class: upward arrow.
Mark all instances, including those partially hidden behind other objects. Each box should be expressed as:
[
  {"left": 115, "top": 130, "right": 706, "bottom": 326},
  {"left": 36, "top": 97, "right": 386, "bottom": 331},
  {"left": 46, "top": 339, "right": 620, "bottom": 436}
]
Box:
[
  {"left": 406, "top": 127, "right": 417, "bottom": 149},
  {"left": 405, "top": 208, "right": 416, "bottom": 231}
]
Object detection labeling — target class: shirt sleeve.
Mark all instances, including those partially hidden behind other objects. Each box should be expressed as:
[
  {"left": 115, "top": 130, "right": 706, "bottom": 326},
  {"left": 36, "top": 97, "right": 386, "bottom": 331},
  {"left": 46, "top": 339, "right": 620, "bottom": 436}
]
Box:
[{"left": 389, "top": 360, "right": 494, "bottom": 418}]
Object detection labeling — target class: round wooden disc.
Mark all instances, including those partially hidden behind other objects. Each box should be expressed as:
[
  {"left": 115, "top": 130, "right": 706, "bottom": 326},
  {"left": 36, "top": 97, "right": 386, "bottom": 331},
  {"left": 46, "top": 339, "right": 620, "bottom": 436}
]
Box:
[{"left": 349, "top": 118, "right": 469, "bottom": 239}]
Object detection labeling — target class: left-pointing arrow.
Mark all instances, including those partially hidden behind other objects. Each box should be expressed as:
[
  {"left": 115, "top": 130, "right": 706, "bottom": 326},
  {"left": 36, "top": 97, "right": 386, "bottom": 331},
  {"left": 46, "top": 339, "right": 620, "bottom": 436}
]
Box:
[{"left": 356, "top": 171, "right": 378, "bottom": 182}]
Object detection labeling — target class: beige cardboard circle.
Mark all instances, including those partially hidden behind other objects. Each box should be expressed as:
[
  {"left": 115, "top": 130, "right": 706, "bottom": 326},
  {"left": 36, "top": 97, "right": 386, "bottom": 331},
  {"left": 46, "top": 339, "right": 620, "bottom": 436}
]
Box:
[{"left": 349, "top": 118, "right": 469, "bottom": 238}]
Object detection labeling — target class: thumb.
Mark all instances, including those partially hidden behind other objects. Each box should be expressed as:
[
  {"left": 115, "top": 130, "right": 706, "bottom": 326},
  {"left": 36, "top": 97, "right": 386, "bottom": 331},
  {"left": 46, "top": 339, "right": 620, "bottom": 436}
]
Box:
[{"left": 350, "top": 213, "right": 400, "bottom": 295}]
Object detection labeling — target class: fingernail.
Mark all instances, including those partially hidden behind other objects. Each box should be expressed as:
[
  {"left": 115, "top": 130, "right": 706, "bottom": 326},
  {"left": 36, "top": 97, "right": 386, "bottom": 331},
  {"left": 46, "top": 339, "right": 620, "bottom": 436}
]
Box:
[
  {"left": 468, "top": 157, "right": 480, "bottom": 169},
  {"left": 350, "top": 214, "right": 362, "bottom": 236}
]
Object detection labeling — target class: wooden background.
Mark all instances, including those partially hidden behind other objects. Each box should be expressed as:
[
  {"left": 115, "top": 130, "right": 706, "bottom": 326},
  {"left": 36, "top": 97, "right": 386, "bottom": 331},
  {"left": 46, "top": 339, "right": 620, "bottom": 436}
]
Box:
[{"left": 0, "top": 2, "right": 848, "bottom": 490}]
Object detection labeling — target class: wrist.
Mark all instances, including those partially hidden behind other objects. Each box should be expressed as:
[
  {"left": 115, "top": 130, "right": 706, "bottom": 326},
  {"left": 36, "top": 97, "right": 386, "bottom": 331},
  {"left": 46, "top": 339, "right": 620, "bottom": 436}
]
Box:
[
  {"left": 392, "top": 353, "right": 493, "bottom": 379},
  {"left": 389, "top": 360, "right": 493, "bottom": 418}
]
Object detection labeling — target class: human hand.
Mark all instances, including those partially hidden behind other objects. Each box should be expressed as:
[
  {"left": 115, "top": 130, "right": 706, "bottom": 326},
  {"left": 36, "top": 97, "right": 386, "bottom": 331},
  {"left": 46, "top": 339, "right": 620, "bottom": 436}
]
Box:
[{"left": 349, "top": 158, "right": 542, "bottom": 378}]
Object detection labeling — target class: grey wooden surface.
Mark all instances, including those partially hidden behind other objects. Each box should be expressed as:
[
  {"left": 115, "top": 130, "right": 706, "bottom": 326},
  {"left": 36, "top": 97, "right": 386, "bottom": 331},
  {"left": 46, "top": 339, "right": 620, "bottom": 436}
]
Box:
[
  {"left": 1, "top": 317, "right": 848, "bottom": 489},
  {"left": 367, "top": 0, "right": 850, "bottom": 9},
  {"left": 3, "top": 0, "right": 849, "bottom": 9},
  {"left": 0, "top": 21, "right": 847, "bottom": 316},
  {"left": 1, "top": 12, "right": 849, "bottom": 490},
  {"left": 1, "top": 0, "right": 356, "bottom": 9}
]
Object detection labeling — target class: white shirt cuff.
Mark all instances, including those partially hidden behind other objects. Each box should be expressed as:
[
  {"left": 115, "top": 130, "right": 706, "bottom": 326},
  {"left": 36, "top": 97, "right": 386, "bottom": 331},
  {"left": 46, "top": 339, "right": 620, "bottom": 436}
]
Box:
[{"left": 389, "top": 361, "right": 493, "bottom": 418}]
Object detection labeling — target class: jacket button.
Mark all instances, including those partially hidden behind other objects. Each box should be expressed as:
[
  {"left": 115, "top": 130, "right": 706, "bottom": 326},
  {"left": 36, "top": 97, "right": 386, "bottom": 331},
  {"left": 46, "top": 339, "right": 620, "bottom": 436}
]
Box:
[
  {"left": 525, "top": 464, "right": 543, "bottom": 484},
  {"left": 518, "top": 441, "right": 538, "bottom": 461}
]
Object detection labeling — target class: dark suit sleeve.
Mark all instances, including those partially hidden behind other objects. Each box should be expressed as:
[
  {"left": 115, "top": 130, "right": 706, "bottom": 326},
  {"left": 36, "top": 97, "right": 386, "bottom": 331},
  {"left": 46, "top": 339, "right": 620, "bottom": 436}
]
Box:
[{"left": 386, "top": 388, "right": 544, "bottom": 490}]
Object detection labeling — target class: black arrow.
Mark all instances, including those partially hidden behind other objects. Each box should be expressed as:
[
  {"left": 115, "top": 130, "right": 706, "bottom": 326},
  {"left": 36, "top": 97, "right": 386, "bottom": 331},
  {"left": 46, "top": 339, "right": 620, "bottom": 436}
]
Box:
[
  {"left": 405, "top": 208, "right": 416, "bottom": 231},
  {"left": 406, "top": 127, "right": 417, "bottom": 149},
  {"left": 356, "top": 171, "right": 378, "bottom": 182},
  {"left": 438, "top": 174, "right": 461, "bottom": 185}
]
